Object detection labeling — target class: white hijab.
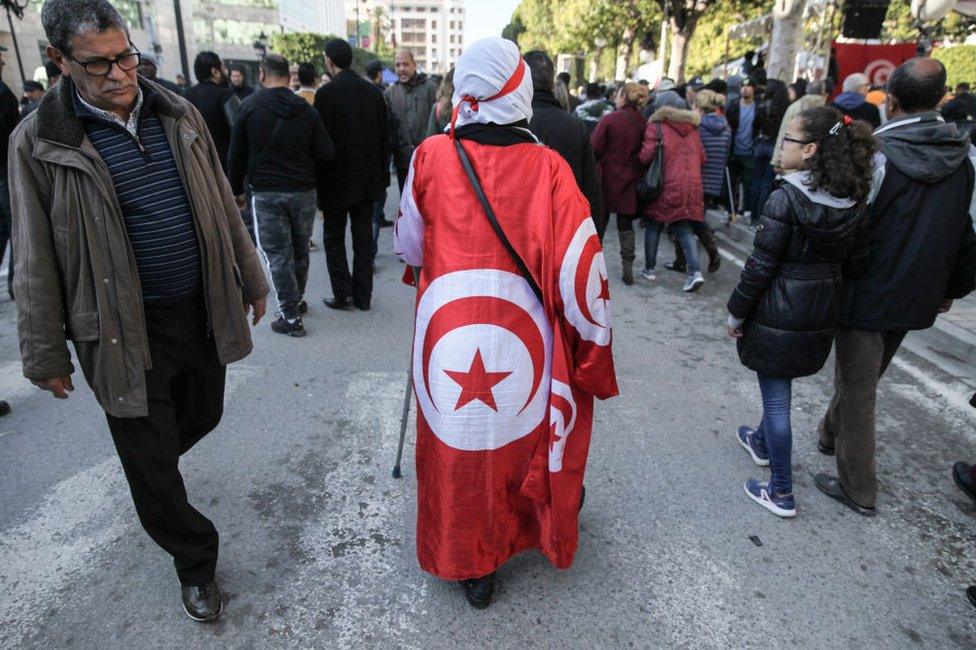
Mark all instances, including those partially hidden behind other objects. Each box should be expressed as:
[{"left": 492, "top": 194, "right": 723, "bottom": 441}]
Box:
[{"left": 451, "top": 37, "right": 534, "bottom": 132}]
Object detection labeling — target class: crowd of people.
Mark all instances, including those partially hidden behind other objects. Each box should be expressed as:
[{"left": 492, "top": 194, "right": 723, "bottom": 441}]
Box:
[{"left": 2, "top": 0, "right": 976, "bottom": 623}]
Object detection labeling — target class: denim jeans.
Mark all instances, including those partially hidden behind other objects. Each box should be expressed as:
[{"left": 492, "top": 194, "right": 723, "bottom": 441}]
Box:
[
  {"left": 251, "top": 189, "right": 318, "bottom": 320},
  {"left": 642, "top": 219, "right": 700, "bottom": 275},
  {"left": 756, "top": 374, "right": 793, "bottom": 495}
]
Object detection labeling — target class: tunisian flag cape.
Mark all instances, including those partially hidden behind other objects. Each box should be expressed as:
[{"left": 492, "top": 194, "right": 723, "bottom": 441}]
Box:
[{"left": 395, "top": 133, "right": 619, "bottom": 581}]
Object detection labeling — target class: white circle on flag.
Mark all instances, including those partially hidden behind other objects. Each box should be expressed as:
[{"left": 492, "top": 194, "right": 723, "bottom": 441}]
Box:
[
  {"left": 864, "top": 59, "right": 895, "bottom": 87},
  {"left": 559, "top": 219, "right": 612, "bottom": 346},
  {"left": 413, "top": 269, "right": 553, "bottom": 451}
]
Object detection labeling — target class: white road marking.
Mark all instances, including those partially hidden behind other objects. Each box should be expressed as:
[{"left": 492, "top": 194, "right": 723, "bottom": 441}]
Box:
[
  {"left": 717, "top": 247, "right": 745, "bottom": 268},
  {"left": 889, "top": 356, "right": 976, "bottom": 428},
  {"left": 0, "top": 362, "right": 260, "bottom": 641}
]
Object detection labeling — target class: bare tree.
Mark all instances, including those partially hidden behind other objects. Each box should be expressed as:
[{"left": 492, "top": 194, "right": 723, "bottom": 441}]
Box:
[
  {"left": 766, "top": 0, "right": 807, "bottom": 81},
  {"left": 665, "top": 0, "right": 711, "bottom": 83}
]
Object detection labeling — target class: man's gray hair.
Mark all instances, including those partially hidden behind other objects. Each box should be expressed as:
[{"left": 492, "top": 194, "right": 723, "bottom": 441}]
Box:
[
  {"left": 842, "top": 72, "right": 869, "bottom": 94},
  {"left": 41, "top": 0, "right": 129, "bottom": 53},
  {"left": 807, "top": 80, "right": 826, "bottom": 96}
]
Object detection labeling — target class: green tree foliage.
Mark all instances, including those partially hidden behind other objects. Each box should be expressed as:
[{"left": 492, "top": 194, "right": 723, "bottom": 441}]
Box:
[
  {"left": 882, "top": 2, "right": 973, "bottom": 43},
  {"left": 269, "top": 32, "right": 382, "bottom": 77},
  {"left": 685, "top": 0, "right": 767, "bottom": 78},
  {"left": 933, "top": 45, "right": 976, "bottom": 87}
]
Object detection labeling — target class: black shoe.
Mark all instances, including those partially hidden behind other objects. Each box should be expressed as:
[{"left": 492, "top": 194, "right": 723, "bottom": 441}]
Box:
[
  {"left": 707, "top": 253, "right": 721, "bottom": 274},
  {"left": 814, "top": 473, "right": 876, "bottom": 517},
  {"left": 355, "top": 300, "right": 371, "bottom": 311},
  {"left": 818, "top": 441, "right": 835, "bottom": 456},
  {"left": 0, "top": 400, "right": 10, "bottom": 417},
  {"left": 579, "top": 485, "right": 586, "bottom": 512},
  {"left": 953, "top": 462, "right": 976, "bottom": 504},
  {"left": 663, "top": 260, "right": 686, "bottom": 273},
  {"left": 379, "top": 218, "right": 395, "bottom": 228},
  {"left": 323, "top": 297, "right": 353, "bottom": 311},
  {"left": 181, "top": 580, "right": 223, "bottom": 623},
  {"left": 459, "top": 572, "right": 495, "bottom": 610},
  {"left": 298, "top": 300, "right": 308, "bottom": 315},
  {"left": 271, "top": 316, "right": 306, "bottom": 337},
  {"left": 967, "top": 586, "right": 976, "bottom": 610}
]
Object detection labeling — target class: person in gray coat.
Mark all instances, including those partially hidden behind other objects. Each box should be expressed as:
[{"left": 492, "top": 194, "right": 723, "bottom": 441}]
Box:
[{"left": 385, "top": 50, "right": 437, "bottom": 192}]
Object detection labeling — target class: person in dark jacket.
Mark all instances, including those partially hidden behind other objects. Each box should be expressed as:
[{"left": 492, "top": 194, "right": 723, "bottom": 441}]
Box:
[
  {"left": 728, "top": 106, "right": 875, "bottom": 518},
  {"left": 726, "top": 78, "right": 758, "bottom": 219},
  {"left": 227, "top": 54, "right": 335, "bottom": 337},
  {"left": 0, "top": 45, "right": 20, "bottom": 300},
  {"left": 315, "top": 39, "right": 389, "bottom": 311},
  {"left": 749, "top": 79, "right": 790, "bottom": 220},
  {"left": 829, "top": 73, "right": 881, "bottom": 129},
  {"left": 525, "top": 50, "right": 605, "bottom": 239},
  {"left": 385, "top": 50, "right": 437, "bottom": 192},
  {"left": 228, "top": 65, "right": 254, "bottom": 101},
  {"left": 590, "top": 81, "right": 649, "bottom": 283},
  {"left": 136, "top": 53, "right": 182, "bottom": 95},
  {"left": 575, "top": 82, "right": 613, "bottom": 134},
  {"left": 183, "top": 51, "right": 239, "bottom": 172},
  {"left": 637, "top": 105, "right": 708, "bottom": 292},
  {"left": 816, "top": 58, "right": 976, "bottom": 517}
]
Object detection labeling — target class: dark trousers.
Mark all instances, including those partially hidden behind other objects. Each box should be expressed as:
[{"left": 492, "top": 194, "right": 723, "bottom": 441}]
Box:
[
  {"left": 819, "top": 328, "right": 907, "bottom": 508},
  {"left": 0, "top": 176, "right": 13, "bottom": 298},
  {"left": 396, "top": 166, "right": 409, "bottom": 195},
  {"left": 372, "top": 187, "right": 387, "bottom": 258},
  {"left": 729, "top": 153, "right": 755, "bottom": 216},
  {"left": 106, "top": 296, "right": 225, "bottom": 586},
  {"left": 323, "top": 200, "right": 374, "bottom": 305},
  {"left": 252, "top": 189, "right": 317, "bottom": 320}
]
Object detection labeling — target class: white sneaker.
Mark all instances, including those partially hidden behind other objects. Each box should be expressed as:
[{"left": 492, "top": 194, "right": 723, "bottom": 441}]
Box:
[
  {"left": 683, "top": 271, "right": 704, "bottom": 292},
  {"left": 639, "top": 268, "right": 656, "bottom": 281}
]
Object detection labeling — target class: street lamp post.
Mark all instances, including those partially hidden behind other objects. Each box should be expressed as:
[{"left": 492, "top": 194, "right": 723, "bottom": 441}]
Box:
[{"left": 253, "top": 31, "right": 268, "bottom": 60}]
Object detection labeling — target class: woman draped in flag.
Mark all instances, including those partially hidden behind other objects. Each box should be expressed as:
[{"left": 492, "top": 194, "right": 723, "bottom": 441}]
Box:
[{"left": 394, "top": 37, "right": 618, "bottom": 609}]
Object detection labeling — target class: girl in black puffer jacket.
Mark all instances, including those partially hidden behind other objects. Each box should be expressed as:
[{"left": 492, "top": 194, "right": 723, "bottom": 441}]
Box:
[{"left": 726, "top": 106, "right": 876, "bottom": 518}]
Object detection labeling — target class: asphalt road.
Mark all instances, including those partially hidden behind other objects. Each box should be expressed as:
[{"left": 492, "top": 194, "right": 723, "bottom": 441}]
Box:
[{"left": 2, "top": 208, "right": 976, "bottom": 648}]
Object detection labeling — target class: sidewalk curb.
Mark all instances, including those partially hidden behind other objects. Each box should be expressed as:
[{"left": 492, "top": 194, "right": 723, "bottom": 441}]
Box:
[{"left": 704, "top": 209, "right": 976, "bottom": 369}]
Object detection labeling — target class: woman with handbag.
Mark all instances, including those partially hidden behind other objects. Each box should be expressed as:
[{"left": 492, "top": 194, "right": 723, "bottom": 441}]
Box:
[
  {"left": 636, "top": 104, "right": 708, "bottom": 292},
  {"left": 590, "top": 82, "right": 651, "bottom": 285},
  {"left": 726, "top": 107, "right": 875, "bottom": 517},
  {"left": 394, "top": 37, "right": 618, "bottom": 609}
]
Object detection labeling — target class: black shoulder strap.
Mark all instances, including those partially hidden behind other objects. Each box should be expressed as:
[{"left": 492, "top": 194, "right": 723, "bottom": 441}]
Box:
[
  {"left": 655, "top": 121, "right": 663, "bottom": 143},
  {"left": 453, "top": 138, "right": 544, "bottom": 305}
]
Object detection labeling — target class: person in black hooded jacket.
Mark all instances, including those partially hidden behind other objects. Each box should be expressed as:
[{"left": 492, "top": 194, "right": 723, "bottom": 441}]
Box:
[
  {"left": 227, "top": 54, "right": 335, "bottom": 337},
  {"left": 726, "top": 106, "right": 875, "bottom": 519},
  {"left": 816, "top": 58, "right": 976, "bottom": 517}
]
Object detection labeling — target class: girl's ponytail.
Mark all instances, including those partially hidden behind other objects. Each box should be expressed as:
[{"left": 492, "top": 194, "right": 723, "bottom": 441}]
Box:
[{"left": 798, "top": 106, "right": 877, "bottom": 204}]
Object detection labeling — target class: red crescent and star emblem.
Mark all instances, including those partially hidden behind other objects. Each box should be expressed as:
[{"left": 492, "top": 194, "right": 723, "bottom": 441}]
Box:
[
  {"left": 560, "top": 220, "right": 612, "bottom": 346},
  {"left": 548, "top": 378, "right": 577, "bottom": 472},
  {"left": 413, "top": 269, "right": 553, "bottom": 451}
]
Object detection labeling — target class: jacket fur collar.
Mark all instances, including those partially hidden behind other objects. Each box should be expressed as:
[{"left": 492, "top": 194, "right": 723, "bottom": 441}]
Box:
[
  {"left": 649, "top": 105, "right": 701, "bottom": 127},
  {"left": 35, "top": 75, "right": 185, "bottom": 148}
]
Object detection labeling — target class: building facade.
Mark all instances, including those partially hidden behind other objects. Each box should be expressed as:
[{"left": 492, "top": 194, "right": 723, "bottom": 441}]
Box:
[
  {"left": 347, "top": 0, "right": 464, "bottom": 73},
  {"left": 0, "top": 0, "right": 344, "bottom": 93}
]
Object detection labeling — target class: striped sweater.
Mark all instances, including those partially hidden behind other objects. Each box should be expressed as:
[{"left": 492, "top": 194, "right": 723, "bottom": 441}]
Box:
[{"left": 77, "top": 94, "right": 201, "bottom": 301}]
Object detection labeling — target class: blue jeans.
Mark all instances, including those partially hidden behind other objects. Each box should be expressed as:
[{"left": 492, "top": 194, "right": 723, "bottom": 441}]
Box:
[
  {"left": 756, "top": 374, "right": 793, "bottom": 495},
  {"left": 642, "top": 219, "right": 700, "bottom": 275}
]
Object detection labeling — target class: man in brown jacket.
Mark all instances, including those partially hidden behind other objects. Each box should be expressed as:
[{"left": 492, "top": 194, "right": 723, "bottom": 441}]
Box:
[{"left": 10, "top": 0, "right": 268, "bottom": 622}]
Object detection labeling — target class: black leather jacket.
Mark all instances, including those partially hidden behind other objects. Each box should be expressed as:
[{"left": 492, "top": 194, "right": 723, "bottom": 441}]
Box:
[{"left": 728, "top": 181, "right": 865, "bottom": 378}]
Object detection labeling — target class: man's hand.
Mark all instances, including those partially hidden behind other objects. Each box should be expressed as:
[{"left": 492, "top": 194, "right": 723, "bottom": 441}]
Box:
[
  {"left": 235, "top": 194, "right": 247, "bottom": 211},
  {"left": 726, "top": 324, "right": 743, "bottom": 338},
  {"left": 940, "top": 299, "right": 954, "bottom": 314},
  {"left": 244, "top": 295, "right": 267, "bottom": 326},
  {"left": 33, "top": 375, "right": 74, "bottom": 399}
]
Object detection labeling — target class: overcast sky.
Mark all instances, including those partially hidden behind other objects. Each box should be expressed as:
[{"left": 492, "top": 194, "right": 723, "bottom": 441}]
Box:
[{"left": 464, "top": 0, "right": 522, "bottom": 45}]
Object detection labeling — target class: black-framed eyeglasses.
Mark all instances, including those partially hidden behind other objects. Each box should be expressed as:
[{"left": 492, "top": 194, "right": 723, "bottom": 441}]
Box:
[
  {"left": 64, "top": 49, "right": 141, "bottom": 77},
  {"left": 782, "top": 136, "right": 812, "bottom": 145}
]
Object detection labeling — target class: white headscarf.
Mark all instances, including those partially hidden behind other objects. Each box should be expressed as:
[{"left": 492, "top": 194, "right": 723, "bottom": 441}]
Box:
[{"left": 451, "top": 37, "right": 534, "bottom": 133}]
